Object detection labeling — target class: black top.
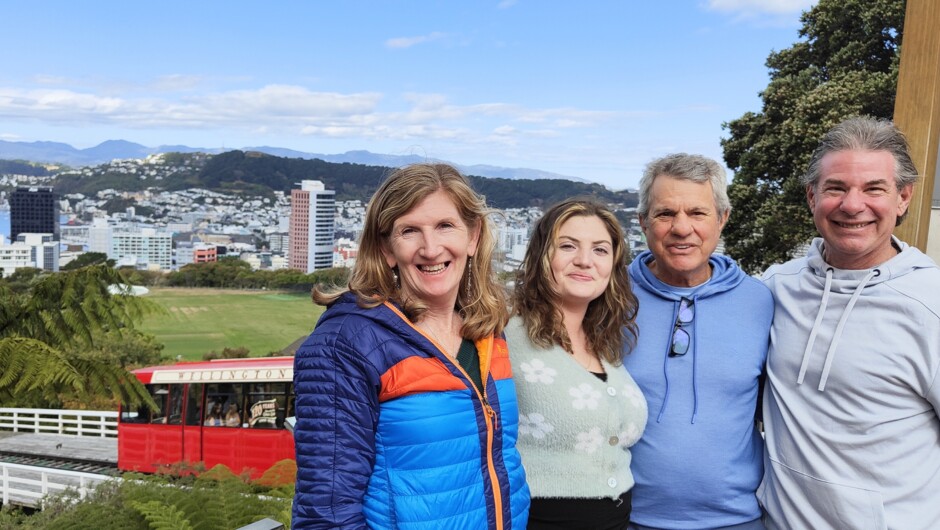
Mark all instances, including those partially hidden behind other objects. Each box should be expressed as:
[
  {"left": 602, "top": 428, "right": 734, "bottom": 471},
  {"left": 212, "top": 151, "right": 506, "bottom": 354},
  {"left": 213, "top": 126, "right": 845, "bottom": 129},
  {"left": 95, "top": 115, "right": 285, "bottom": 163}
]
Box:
[
  {"left": 528, "top": 490, "right": 632, "bottom": 529},
  {"left": 455, "top": 338, "right": 483, "bottom": 390}
]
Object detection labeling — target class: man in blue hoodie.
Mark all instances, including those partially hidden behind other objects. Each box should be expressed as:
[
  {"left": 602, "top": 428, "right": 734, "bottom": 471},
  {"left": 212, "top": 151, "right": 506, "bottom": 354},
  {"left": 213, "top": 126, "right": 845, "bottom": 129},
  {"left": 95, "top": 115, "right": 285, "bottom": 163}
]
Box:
[
  {"left": 624, "top": 153, "right": 773, "bottom": 530},
  {"left": 760, "top": 117, "right": 940, "bottom": 530}
]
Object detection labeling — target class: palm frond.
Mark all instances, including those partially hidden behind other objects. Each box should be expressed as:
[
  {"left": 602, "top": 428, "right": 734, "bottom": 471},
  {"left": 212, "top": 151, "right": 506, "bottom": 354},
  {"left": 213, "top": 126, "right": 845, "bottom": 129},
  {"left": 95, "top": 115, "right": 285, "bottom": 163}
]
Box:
[
  {"left": 12, "top": 265, "right": 161, "bottom": 349},
  {"left": 0, "top": 337, "right": 155, "bottom": 409}
]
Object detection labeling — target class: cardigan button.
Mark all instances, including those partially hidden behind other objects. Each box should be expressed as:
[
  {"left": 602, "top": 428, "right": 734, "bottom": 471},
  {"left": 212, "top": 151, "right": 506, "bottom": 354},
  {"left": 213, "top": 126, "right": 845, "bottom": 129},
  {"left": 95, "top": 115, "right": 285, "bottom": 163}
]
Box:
[
  {"left": 606, "top": 387, "right": 616, "bottom": 396},
  {"left": 609, "top": 436, "right": 619, "bottom": 446},
  {"left": 607, "top": 478, "right": 618, "bottom": 488}
]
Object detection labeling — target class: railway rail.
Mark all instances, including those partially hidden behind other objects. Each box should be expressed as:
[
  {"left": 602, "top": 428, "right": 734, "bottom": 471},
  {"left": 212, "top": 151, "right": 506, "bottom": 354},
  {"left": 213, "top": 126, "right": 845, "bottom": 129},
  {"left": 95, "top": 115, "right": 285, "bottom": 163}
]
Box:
[{"left": 0, "top": 451, "right": 119, "bottom": 477}]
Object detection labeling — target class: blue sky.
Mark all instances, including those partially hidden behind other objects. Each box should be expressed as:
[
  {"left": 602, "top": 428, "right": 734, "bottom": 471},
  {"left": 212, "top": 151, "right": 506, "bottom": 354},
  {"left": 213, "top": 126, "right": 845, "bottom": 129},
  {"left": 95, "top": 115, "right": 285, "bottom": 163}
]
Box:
[{"left": 0, "top": 0, "right": 817, "bottom": 190}]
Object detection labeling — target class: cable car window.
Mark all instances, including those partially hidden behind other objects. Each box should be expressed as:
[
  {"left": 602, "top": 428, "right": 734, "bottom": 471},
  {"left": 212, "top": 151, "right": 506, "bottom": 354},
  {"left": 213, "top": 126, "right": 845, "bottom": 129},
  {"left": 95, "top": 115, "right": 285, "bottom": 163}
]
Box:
[
  {"left": 138, "top": 384, "right": 182, "bottom": 424},
  {"left": 205, "top": 383, "right": 246, "bottom": 428},
  {"left": 248, "top": 382, "right": 288, "bottom": 429},
  {"left": 120, "top": 392, "right": 150, "bottom": 424},
  {"left": 185, "top": 384, "right": 204, "bottom": 426}
]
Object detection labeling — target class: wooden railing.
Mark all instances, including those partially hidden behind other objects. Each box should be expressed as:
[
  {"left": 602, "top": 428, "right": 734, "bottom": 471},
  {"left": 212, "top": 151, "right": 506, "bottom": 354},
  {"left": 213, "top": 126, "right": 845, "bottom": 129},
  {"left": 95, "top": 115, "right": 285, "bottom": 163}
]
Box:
[
  {"left": 0, "top": 462, "right": 110, "bottom": 507},
  {"left": 0, "top": 408, "right": 118, "bottom": 438}
]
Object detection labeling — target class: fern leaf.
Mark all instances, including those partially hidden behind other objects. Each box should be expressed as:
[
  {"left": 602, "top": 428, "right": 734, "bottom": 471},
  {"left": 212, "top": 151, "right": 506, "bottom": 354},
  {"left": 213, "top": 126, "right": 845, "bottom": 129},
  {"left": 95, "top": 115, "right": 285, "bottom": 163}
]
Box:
[{"left": 130, "top": 500, "right": 196, "bottom": 530}]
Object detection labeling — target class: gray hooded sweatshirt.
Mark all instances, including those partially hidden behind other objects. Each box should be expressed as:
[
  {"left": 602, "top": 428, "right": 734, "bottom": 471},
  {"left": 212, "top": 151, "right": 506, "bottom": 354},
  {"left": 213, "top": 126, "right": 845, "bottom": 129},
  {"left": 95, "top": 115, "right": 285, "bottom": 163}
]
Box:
[{"left": 760, "top": 237, "right": 940, "bottom": 530}]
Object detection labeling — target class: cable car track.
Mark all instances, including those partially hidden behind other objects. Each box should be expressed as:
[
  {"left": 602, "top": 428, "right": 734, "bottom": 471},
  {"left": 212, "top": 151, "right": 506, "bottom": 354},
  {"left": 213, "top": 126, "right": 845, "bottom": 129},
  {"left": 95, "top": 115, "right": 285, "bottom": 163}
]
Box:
[{"left": 0, "top": 451, "right": 119, "bottom": 476}]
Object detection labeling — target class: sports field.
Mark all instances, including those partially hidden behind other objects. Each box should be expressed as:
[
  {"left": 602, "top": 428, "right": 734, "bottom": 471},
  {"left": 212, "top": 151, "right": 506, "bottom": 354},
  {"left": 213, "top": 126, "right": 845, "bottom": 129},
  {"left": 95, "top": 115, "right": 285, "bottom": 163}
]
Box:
[{"left": 136, "top": 288, "right": 324, "bottom": 361}]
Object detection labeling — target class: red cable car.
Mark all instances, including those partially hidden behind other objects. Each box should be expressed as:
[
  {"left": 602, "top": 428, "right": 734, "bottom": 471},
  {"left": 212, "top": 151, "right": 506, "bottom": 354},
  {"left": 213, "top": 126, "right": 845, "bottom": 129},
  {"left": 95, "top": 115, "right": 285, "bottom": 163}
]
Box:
[{"left": 118, "top": 357, "right": 296, "bottom": 479}]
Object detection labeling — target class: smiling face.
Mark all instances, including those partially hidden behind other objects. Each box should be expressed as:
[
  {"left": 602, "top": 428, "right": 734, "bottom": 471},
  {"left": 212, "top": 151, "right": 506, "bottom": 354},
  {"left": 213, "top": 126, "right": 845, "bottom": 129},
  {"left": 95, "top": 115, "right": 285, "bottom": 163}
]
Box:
[
  {"left": 639, "top": 175, "right": 729, "bottom": 287},
  {"left": 381, "top": 189, "right": 480, "bottom": 311},
  {"left": 807, "top": 149, "right": 913, "bottom": 270},
  {"left": 549, "top": 214, "right": 614, "bottom": 314}
]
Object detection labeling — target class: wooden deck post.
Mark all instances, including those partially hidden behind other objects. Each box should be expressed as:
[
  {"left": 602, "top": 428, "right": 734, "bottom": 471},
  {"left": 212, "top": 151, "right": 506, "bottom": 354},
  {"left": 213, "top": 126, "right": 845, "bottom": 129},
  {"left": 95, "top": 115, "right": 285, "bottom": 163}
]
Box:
[{"left": 893, "top": 0, "right": 940, "bottom": 249}]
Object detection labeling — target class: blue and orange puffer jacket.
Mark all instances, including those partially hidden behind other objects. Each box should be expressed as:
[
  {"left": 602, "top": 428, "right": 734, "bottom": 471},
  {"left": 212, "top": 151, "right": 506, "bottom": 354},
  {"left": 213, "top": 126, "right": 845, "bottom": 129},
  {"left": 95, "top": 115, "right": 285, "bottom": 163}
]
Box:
[{"left": 292, "top": 293, "right": 530, "bottom": 529}]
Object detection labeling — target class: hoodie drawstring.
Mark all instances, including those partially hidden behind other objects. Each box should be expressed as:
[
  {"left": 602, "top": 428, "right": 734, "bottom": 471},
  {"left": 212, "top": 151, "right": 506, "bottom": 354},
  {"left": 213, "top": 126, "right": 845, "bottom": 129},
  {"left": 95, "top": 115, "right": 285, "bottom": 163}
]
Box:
[
  {"left": 691, "top": 312, "right": 699, "bottom": 424},
  {"left": 656, "top": 302, "right": 680, "bottom": 423},
  {"left": 817, "top": 269, "right": 879, "bottom": 391},
  {"left": 797, "top": 268, "right": 833, "bottom": 385},
  {"left": 798, "top": 267, "right": 880, "bottom": 391}
]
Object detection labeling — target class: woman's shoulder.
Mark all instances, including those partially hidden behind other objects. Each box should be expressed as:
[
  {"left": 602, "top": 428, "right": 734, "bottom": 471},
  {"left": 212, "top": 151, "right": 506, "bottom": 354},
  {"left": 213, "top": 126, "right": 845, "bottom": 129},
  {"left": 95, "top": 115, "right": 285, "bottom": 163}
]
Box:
[
  {"left": 314, "top": 299, "right": 403, "bottom": 342},
  {"left": 504, "top": 316, "right": 541, "bottom": 358}
]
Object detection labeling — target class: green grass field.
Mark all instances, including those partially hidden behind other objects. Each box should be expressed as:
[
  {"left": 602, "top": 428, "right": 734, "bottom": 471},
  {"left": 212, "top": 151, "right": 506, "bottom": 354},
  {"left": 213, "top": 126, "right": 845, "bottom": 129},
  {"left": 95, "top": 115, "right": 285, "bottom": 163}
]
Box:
[{"left": 136, "top": 288, "right": 325, "bottom": 361}]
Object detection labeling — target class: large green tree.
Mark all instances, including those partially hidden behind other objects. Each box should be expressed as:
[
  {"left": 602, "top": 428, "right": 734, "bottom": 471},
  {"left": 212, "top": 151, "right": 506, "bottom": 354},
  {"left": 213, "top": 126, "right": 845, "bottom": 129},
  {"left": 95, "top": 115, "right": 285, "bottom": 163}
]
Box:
[
  {"left": 0, "top": 265, "right": 157, "bottom": 407},
  {"left": 721, "top": 0, "right": 905, "bottom": 273},
  {"left": 62, "top": 251, "right": 115, "bottom": 270}
]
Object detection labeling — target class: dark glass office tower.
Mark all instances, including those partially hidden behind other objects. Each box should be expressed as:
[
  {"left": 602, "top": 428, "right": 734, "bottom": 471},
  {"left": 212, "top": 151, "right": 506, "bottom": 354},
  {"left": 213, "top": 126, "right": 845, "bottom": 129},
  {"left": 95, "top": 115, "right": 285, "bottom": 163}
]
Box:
[{"left": 10, "top": 186, "right": 60, "bottom": 241}]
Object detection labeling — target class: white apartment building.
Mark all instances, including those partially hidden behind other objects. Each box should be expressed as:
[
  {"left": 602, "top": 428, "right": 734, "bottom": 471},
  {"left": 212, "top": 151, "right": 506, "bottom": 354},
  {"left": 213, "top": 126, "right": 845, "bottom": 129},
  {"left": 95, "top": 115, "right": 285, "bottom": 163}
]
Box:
[
  {"left": 0, "top": 244, "right": 33, "bottom": 278},
  {"left": 289, "top": 180, "right": 336, "bottom": 273},
  {"left": 111, "top": 228, "right": 173, "bottom": 271},
  {"left": 60, "top": 224, "right": 90, "bottom": 246},
  {"left": 88, "top": 218, "right": 111, "bottom": 254},
  {"left": 498, "top": 226, "right": 529, "bottom": 255},
  {"left": 16, "top": 233, "right": 59, "bottom": 271},
  {"left": 268, "top": 232, "right": 289, "bottom": 254},
  {"left": 175, "top": 241, "right": 195, "bottom": 268},
  {"left": 0, "top": 232, "right": 59, "bottom": 276}
]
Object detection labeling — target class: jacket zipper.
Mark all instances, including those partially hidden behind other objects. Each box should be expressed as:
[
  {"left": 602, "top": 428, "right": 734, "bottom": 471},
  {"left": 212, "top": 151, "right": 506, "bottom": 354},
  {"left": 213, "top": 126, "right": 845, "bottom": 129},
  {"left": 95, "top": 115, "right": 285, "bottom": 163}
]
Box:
[{"left": 384, "top": 303, "right": 506, "bottom": 530}]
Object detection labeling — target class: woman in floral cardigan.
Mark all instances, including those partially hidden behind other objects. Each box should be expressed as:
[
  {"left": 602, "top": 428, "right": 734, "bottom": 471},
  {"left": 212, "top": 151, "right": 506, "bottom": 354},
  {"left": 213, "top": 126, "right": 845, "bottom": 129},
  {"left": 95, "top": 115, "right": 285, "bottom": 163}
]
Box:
[{"left": 506, "top": 198, "right": 647, "bottom": 529}]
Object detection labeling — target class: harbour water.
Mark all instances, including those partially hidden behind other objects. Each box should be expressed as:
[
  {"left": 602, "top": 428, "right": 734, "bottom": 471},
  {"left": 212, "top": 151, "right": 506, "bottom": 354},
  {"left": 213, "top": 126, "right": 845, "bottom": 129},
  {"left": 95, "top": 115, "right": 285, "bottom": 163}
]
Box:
[{"left": 0, "top": 209, "right": 8, "bottom": 241}]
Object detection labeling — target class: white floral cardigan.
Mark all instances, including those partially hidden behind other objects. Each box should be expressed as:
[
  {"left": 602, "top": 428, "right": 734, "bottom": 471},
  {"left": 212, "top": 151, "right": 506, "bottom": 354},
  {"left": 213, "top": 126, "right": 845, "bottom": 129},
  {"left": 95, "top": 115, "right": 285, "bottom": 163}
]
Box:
[{"left": 504, "top": 316, "right": 648, "bottom": 500}]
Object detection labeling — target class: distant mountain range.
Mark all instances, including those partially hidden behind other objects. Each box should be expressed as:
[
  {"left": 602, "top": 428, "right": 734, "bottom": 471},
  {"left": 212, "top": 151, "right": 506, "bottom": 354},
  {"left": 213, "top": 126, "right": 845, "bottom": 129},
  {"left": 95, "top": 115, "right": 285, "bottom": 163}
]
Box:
[{"left": 0, "top": 139, "right": 587, "bottom": 184}]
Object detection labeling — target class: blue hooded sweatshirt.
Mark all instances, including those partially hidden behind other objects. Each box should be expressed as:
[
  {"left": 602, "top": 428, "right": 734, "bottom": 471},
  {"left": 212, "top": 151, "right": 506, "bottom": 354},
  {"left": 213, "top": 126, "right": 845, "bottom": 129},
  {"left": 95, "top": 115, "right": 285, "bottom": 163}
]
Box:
[{"left": 624, "top": 251, "right": 772, "bottom": 529}]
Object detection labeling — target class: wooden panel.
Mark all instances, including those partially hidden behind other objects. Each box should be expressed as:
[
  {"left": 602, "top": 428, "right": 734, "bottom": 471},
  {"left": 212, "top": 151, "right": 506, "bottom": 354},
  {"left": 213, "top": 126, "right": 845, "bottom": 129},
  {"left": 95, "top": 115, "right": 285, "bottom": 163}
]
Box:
[{"left": 893, "top": 0, "right": 940, "bottom": 249}]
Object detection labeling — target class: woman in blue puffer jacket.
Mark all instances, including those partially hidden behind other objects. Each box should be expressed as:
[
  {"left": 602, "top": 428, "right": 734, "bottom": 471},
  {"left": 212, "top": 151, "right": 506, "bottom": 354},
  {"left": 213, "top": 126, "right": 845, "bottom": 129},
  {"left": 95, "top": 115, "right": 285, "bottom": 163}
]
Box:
[{"left": 292, "top": 163, "right": 530, "bottom": 530}]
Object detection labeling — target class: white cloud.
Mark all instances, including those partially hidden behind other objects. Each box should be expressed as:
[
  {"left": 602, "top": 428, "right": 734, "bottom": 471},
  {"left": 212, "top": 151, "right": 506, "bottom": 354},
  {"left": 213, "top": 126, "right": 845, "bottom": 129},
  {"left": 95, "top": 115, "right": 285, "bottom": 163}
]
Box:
[
  {"left": 0, "top": 85, "right": 382, "bottom": 130},
  {"left": 497, "top": 0, "right": 518, "bottom": 9},
  {"left": 384, "top": 32, "right": 446, "bottom": 49},
  {"left": 0, "top": 82, "right": 685, "bottom": 187},
  {"left": 195, "top": 85, "right": 381, "bottom": 118},
  {"left": 705, "top": 0, "right": 816, "bottom": 16},
  {"left": 0, "top": 88, "right": 125, "bottom": 123}
]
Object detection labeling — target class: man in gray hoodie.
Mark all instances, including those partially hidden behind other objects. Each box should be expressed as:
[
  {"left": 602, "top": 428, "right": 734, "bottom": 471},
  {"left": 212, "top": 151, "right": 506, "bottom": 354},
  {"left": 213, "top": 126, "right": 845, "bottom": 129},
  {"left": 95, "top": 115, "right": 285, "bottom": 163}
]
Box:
[{"left": 760, "top": 116, "right": 940, "bottom": 529}]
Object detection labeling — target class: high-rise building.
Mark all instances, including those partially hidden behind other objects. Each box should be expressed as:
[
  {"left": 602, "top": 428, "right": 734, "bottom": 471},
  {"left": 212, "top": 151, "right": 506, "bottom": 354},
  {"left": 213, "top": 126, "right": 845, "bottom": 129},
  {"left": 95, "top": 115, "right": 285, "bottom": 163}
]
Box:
[
  {"left": 289, "top": 180, "right": 336, "bottom": 273},
  {"left": 10, "top": 186, "right": 59, "bottom": 242}
]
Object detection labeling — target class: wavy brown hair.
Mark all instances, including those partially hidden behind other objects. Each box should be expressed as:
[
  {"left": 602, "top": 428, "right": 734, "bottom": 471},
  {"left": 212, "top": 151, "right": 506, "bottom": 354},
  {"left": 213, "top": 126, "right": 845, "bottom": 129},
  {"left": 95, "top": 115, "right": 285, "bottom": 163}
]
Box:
[
  {"left": 511, "top": 198, "right": 638, "bottom": 364},
  {"left": 314, "top": 163, "right": 506, "bottom": 340}
]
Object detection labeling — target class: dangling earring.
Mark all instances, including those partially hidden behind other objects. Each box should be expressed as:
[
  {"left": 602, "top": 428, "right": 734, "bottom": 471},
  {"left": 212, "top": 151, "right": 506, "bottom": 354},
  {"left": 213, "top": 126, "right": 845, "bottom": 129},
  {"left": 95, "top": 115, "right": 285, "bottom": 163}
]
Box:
[
  {"left": 391, "top": 267, "right": 400, "bottom": 289},
  {"left": 465, "top": 257, "right": 474, "bottom": 298}
]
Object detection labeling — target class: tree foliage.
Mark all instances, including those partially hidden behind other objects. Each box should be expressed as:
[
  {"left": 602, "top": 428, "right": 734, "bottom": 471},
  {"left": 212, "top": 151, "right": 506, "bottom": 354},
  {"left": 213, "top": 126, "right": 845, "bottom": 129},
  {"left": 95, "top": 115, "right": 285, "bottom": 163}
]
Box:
[
  {"left": 203, "top": 346, "right": 251, "bottom": 361},
  {"left": 721, "top": 0, "right": 905, "bottom": 273},
  {"left": 0, "top": 159, "right": 53, "bottom": 176},
  {"left": 0, "top": 265, "right": 159, "bottom": 407},
  {"left": 164, "top": 260, "right": 350, "bottom": 292},
  {"left": 62, "top": 251, "right": 116, "bottom": 270}
]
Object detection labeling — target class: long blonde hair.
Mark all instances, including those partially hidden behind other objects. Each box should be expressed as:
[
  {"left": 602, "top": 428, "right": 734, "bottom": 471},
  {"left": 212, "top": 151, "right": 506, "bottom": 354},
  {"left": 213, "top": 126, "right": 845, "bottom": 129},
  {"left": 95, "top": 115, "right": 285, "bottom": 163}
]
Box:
[{"left": 314, "top": 163, "right": 507, "bottom": 340}]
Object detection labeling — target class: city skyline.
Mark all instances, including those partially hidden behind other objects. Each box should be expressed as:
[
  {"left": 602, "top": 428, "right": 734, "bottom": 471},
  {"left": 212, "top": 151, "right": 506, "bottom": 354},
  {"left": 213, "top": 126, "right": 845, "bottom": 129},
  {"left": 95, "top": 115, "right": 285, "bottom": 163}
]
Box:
[{"left": 1, "top": 1, "right": 816, "bottom": 190}]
